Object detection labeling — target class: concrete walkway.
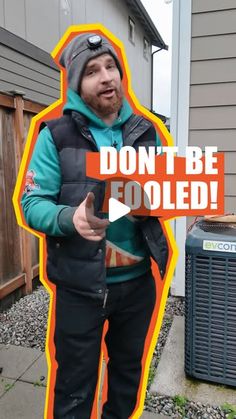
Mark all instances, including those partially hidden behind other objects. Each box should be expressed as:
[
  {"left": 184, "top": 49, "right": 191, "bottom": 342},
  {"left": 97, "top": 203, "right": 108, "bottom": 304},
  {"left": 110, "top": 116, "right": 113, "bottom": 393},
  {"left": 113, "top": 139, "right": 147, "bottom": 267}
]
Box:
[
  {"left": 151, "top": 316, "right": 236, "bottom": 405},
  {"left": 0, "top": 344, "right": 165, "bottom": 418},
  {"left": 2, "top": 317, "right": 236, "bottom": 417}
]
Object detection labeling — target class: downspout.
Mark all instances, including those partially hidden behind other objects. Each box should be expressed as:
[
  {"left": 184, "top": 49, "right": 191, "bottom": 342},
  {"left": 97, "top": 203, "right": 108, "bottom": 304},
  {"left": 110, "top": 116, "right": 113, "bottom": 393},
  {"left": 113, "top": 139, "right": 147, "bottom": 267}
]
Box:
[{"left": 151, "top": 47, "right": 166, "bottom": 112}]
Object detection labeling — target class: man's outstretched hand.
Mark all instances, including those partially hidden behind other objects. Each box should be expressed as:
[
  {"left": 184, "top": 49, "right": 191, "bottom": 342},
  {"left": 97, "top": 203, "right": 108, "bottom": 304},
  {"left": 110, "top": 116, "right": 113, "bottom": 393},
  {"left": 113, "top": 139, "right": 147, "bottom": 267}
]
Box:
[{"left": 73, "top": 192, "right": 110, "bottom": 241}]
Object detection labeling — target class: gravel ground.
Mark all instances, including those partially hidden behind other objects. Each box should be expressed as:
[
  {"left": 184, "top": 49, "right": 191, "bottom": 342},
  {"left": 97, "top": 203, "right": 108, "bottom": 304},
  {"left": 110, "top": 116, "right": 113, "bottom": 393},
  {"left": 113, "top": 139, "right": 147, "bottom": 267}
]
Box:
[
  {"left": 0, "top": 287, "right": 233, "bottom": 418},
  {"left": 0, "top": 286, "right": 49, "bottom": 351}
]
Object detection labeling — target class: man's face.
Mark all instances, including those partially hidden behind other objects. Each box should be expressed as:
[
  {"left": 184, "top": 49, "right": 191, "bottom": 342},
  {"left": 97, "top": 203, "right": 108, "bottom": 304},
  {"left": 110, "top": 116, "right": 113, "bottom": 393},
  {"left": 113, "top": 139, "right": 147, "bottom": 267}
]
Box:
[{"left": 80, "top": 53, "right": 123, "bottom": 118}]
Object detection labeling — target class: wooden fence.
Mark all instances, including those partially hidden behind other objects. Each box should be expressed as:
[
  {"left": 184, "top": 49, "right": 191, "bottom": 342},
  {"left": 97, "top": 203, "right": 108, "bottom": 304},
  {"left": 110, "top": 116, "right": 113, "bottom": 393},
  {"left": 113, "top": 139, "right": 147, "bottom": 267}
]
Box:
[{"left": 0, "top": 92, "right": 45, "bottom": 301}]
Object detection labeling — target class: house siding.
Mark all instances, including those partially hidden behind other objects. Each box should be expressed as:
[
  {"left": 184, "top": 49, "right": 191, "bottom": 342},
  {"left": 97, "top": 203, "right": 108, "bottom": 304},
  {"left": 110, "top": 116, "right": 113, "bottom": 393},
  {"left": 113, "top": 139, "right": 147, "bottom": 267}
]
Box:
[
  {"left": 192, "top": 0, "right": 236, "bottom": 13},
  {"left": 190, "top": 0, "right": 236, "bottom": 212},
  {"left": 0, "top": 0, "right": 152, "bottom": 108},
  {"left": 0, "top": 43, "right": 60, "bottom": 105}
]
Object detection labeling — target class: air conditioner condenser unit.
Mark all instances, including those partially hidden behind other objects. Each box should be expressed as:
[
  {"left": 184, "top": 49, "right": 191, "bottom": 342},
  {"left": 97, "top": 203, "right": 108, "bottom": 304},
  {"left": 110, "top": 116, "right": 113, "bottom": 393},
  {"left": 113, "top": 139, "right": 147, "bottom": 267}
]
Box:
[{"left": 185, "top": 220, "right": 236, "bottom": 387}]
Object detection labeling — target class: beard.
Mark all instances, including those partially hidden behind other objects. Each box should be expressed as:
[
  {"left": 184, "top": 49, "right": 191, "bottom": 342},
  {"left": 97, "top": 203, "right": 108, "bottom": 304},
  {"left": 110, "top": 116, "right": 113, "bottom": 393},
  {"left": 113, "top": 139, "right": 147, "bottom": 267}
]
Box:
[{"left": 81, "top": 84, "right": 124, "bottom": 118}]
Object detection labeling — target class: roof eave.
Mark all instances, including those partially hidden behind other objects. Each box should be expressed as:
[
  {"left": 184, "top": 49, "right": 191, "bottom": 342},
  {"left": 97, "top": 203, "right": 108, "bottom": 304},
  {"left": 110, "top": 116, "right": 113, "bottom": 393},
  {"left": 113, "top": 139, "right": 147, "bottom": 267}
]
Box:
[{"left": 125, "top": 0, "right": 168, "bottom": 50}]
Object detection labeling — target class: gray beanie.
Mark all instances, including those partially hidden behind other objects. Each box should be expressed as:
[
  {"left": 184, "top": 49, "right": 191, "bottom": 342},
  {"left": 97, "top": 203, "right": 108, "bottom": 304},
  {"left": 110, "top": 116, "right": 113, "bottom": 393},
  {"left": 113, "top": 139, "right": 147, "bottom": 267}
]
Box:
[{"left": 59, "top": 33, "right": 123, "bottom": 92}]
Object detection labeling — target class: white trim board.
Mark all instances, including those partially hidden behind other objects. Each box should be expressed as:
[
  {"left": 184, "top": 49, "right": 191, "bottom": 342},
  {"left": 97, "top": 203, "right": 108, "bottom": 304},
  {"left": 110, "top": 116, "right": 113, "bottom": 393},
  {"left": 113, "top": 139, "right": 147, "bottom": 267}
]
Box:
[{"left": 170, "top": 0, "right": 192, "bottom": 296}]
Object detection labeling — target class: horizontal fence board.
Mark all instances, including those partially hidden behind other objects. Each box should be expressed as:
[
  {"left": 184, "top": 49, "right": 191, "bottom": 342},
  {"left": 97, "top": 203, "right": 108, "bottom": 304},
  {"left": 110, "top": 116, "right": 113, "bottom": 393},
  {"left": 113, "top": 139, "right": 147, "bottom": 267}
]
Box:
[
  {"left": 0, "top": 273, "right": 26, "bottom": 300},
  {"left": 191, "top": 34, "right": 236, "bottom": 61},
  {"left": 0, "top": 94, "right": 45, "bottom": 113},
  {"left": 23, "top": 99, "right": 45, "bottom": 114},
  {"left": 32, "top": 264, "right": 39, "bottom": 278},
  {"left": 192, "top": 9, "right": 236, "bottom": 37},
  {"left": 0, "top": 93, "right": 15, "bottom": 108}
]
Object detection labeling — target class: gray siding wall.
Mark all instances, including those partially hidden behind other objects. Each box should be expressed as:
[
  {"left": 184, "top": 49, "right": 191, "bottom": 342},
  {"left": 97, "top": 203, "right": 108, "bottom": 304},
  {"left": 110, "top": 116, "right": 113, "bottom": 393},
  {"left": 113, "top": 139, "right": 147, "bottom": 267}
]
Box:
[
  {"left": 0, "top": 44, "right": 60, "bottom": 105},
  {"left": 190, "top": 0, "right": 236, "bottom": 212},
  {"left": 0, "top": 0, "right": 151, "bottom": 108}
]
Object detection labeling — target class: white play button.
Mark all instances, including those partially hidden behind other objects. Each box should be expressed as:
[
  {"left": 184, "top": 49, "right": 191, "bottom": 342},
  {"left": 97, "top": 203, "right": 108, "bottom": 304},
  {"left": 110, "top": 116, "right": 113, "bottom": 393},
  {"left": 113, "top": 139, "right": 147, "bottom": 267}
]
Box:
[{"left": 108, "top": 198, "right": 131, "bottom": 222}]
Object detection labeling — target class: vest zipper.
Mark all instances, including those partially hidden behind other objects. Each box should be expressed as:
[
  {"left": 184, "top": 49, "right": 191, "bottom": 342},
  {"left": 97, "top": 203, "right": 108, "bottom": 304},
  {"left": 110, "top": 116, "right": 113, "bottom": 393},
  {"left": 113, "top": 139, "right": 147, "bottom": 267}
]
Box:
[
  {"left": 103, "top": 289, "right": 109, "bottom": 309},
  {"left": 80, "top": 128, "right": 99, "bottom": 151},
  {"left": 124, "top": 118, "right": 151, "bottom": 146},
  {"left": 128, "top": 118, "right": 143, "bottom": 135}
]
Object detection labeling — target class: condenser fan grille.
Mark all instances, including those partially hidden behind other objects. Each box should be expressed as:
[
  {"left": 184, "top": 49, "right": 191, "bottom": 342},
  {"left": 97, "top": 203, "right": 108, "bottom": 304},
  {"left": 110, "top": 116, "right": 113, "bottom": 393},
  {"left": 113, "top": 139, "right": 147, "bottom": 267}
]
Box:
[{"left": 185, "top": 250, "right": 236, "bottom": 386}]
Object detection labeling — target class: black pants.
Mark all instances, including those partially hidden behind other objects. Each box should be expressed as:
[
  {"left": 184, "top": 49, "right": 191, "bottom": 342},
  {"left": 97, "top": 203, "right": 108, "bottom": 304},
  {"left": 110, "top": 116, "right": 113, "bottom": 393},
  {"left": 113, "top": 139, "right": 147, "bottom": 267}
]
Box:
[{"left": 53, "top": 271, "right": 156, "bottom": 419}]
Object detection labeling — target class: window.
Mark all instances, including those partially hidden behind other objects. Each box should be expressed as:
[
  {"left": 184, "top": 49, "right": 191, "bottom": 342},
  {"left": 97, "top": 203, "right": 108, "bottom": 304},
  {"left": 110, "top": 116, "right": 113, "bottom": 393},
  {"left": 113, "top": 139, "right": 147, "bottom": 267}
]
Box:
[
  {"left": 128, "top": 17, "right": 135, "bottom": 45},
  {"left": 143, "top": 38, "right": 150, "bottom": 60}
]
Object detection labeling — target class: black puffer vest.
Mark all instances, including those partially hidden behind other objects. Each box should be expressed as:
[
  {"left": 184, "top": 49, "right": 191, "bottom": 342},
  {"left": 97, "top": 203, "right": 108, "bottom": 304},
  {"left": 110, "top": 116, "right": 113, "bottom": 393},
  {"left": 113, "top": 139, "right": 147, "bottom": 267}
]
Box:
[{"left": 42, "top": 111, "right": 169, "bottom": 300}]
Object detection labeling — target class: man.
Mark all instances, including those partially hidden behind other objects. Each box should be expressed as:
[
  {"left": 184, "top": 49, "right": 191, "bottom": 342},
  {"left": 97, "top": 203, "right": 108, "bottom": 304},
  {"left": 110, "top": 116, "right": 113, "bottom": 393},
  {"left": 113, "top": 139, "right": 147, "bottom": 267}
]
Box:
[{"left": 21, "top": 32, "right": 168, "bottom": 419}]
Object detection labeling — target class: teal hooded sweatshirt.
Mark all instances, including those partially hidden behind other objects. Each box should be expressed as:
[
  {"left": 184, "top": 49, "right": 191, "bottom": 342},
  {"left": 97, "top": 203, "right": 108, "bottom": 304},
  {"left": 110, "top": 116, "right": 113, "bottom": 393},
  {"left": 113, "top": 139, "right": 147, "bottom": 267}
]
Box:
[{"left": 21, "top": 89, "right": 162, "bottom": 283}]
